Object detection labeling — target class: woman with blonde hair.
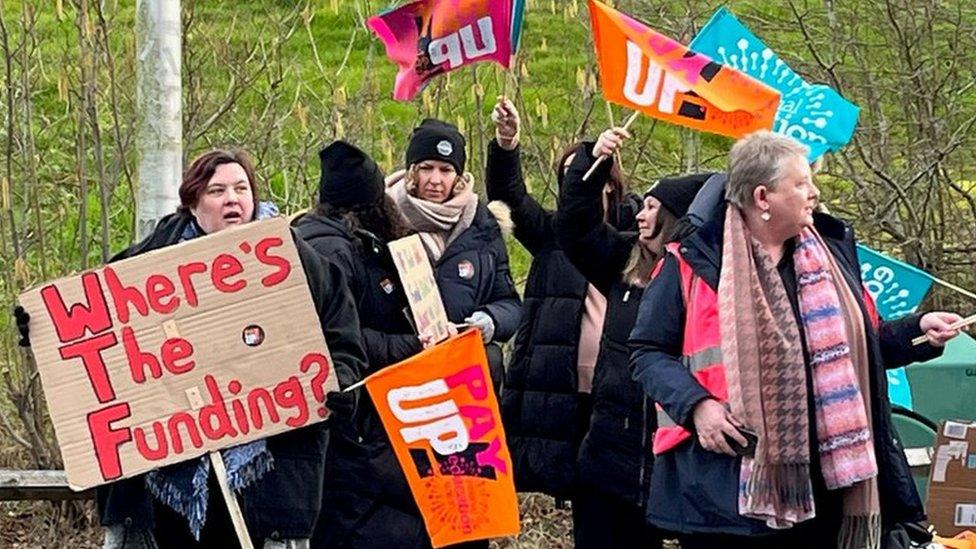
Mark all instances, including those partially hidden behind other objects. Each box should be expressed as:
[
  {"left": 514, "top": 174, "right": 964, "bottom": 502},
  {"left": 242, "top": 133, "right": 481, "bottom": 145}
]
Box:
[{"left": 386, "top": 118, "right": 521, "bottom": 383}]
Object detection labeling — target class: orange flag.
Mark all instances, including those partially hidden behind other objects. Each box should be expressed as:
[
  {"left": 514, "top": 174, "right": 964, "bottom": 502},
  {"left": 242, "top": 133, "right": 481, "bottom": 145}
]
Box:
[
  {"left": 589, "top": 0, "right": 780, "bottom": 138},
  {"left": 364, "top": 329, "right": 519, "bottom": 547}
]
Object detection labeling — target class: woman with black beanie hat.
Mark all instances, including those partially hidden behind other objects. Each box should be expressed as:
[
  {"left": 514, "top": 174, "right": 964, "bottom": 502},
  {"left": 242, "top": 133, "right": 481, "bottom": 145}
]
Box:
[
  {"left": 386, "top": 117, "right": 522, "bottom": 389},
  {"left": 299, "top": 140, "right": 499, "bottom": 548},
  {"left": 554, "top": 124, "right": 710, "bottom": 548},
  {"left": 293, "top": 140, "right": 432, "bottom": 549}
]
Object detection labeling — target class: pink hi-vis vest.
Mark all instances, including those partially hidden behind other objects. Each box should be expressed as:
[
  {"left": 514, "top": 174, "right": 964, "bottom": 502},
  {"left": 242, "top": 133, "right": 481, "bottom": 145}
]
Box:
[
  {"left": 652, "top": 243, "right": 726, "bottom": 455},
  {"left": 652, "top": 242, "right": 884, "bottom": 455}
]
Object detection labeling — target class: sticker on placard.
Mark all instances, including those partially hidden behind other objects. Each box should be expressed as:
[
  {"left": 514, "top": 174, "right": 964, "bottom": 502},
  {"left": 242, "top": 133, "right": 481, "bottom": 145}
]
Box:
[{"left": 944, "top": 421, "right": 970, "bottom": 439}]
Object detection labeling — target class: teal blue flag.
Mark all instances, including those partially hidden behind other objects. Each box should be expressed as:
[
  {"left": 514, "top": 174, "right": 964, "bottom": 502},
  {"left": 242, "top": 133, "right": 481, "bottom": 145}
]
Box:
[
  {"left": 510, "top": 0, "right": 526, "bottom": 55},
  {"left": 689, "top": 8, "right": 860, "bottom": 161},
  {"left": 857, "top": 245, "right": 935, "bottom": 409}
]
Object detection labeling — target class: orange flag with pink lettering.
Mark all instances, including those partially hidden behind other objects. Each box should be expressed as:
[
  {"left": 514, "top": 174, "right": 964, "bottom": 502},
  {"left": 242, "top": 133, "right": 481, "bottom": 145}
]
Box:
[
  {"left": 589, "top": 0, "right": 780, "bottom": 138},
  {"left": 364, "top": 329, "right": 519, "bottom": 547}
]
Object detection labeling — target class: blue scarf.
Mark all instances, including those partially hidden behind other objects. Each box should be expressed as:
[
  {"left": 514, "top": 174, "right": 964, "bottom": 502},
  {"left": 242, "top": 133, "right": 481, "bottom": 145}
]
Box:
[{"left": 145, "top": 202, "right": 279, "bottom": 539}]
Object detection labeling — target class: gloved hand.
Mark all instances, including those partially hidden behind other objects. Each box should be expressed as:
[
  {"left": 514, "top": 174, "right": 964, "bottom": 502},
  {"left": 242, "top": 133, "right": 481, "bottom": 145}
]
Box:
[
  {"left": 13, "top": 305, "right": 30, "bottom": 347},
  {"left": 464, "top": 311, "right": 495, "bottom": 344},
  {"left": 326, "top": 389, "right": 357, "bottom": 422}
]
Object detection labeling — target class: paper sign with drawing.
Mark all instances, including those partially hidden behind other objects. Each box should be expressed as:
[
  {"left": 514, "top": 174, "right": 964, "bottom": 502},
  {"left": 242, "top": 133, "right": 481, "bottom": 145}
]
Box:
[{"left": 389, "top": 234, "right": 452, "bottom": 343}]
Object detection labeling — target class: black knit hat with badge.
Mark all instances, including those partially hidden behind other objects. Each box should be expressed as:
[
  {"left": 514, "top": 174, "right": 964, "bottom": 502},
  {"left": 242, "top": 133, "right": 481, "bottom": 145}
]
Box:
[
  {"left": 318, "top": 140, "right": 385, "bottom": 208},
  {"left": 405, "top": 118, "right": 467, "bottom": 174},
  {"left": 645, "top": 173, "right": 712, "bottom": 218}
]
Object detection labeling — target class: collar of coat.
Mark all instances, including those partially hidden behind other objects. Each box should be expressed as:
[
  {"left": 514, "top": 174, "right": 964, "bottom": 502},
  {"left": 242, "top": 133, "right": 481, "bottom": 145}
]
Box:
[{"left": 679, "top": 201, "right": 857, "bottom": 291}]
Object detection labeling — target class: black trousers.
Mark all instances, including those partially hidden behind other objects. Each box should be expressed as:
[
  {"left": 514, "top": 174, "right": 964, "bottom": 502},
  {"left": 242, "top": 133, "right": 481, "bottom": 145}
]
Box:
[{"left": 573, "top": 483, "right": 663, "bottom": 549}]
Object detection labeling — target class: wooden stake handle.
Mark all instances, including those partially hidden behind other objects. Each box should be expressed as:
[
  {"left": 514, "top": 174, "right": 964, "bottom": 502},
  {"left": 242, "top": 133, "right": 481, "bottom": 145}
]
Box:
[
  {"left": 911, "top": 312, "right": 976, "bottom": 346},
  {"left": 582, "top": 111, "right": 639, "bottom": 182},
  {"left": 210, "top": 452, "right": 255, "bottom": 549}
]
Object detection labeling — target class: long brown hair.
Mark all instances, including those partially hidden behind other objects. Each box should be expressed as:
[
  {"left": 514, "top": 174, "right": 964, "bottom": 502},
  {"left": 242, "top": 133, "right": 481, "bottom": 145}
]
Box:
[
  {"left": 556, "top": 143, "right": 630, "bottom": 226},
  {"left": 622, "top": 204, "right": 680, "bottom": 288},
  {"left": 178, "top": 149, "right": 260, "bottom": 217},
  {"left": 316, "top": 194, "right": 413, "bottom": 242}
]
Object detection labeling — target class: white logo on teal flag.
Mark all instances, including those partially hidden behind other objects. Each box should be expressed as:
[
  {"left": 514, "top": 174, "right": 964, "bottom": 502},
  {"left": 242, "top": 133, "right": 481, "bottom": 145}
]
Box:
[
  {"left": 689, "top": 8, "right": 860, "bottom": 161},
  {"left": 856, "top": 244, "right": 935, "bottom": 410}
]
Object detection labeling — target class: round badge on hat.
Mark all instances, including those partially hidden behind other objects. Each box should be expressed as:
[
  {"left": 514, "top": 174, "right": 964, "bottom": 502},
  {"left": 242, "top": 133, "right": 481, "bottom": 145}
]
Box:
[{"left": 437, "top": 140, "right": 453, "bottom": 157}]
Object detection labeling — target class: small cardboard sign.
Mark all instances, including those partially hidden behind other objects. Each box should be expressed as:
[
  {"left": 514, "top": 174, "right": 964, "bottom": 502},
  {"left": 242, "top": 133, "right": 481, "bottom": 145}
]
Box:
[
  {"left": 389, "top": 235, "right": 451, "bottom": 342},
  {"left": 928, "top": 420, "right": 976, "bottom": 537},
  {"left": 18, "top": 218, "right": 339, "bottom": 490}
]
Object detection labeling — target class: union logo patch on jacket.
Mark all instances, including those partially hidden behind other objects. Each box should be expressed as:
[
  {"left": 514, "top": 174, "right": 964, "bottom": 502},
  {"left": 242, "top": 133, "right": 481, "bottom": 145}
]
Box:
[{"left": 458, "top": 260, "right": 475, "bottom": 280}]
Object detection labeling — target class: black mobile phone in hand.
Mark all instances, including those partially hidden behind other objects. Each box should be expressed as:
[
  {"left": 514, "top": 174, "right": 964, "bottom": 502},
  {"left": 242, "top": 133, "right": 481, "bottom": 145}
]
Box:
[{"left": 724, "top": 427, "right": 759, "bottom": 458}]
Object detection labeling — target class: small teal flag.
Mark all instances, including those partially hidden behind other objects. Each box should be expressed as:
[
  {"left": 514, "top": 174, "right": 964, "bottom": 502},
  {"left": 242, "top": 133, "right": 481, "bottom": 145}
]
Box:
[
  {"left": 856, "top": 244, "right": 935, "bottom": 410},
  {"left": 510, "top": 0, "right": 526, "bottom": 55},
  {"left": 857, "top": 245, "right": 934, "bottom": 320},
  {"left": 689, "top": 8, "right": 860, "bottom": 161}
]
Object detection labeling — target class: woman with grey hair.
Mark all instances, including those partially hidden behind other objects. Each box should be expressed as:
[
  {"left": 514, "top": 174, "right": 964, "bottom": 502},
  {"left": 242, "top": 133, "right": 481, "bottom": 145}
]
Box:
[{"left": 629, "top": 130, "right": 961, "bottom": 548}]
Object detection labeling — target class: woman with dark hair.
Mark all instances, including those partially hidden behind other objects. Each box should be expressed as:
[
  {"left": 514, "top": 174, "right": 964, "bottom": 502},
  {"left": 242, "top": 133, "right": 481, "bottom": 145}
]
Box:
[
  {"left": 554, "top": 125, "right": 710, "bottom": 548},
  {"left": 484, "top": 98, "right": 642, "bottom": 521},
  {"left": 300, "top": 141, "right": 489, "bottom": 548},
  {"left": 93, "top": 148, "right": 367, "bottom": 549},
  {"left": 629, "top": 131, "right": 961, "bottom": 548},
  {"left": 294, "top": 140, "right": 418, "bottom": 369}
]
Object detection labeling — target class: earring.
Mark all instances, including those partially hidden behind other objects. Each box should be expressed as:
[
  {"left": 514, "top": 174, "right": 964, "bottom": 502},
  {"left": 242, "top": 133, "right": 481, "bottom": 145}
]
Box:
[{"left": 760, "top": 210, "right": 771, "bottom": 222}]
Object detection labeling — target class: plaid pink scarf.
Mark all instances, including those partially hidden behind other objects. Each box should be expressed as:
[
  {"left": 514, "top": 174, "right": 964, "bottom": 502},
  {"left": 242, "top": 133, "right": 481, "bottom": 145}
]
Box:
[{"left": 719, "top": 206, "right": 880, "bottom": 548}]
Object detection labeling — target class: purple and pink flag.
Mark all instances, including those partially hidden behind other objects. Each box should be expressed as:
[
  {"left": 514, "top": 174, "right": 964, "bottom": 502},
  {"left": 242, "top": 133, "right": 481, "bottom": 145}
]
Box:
[{"left": 367, "top": 0, "right": 515, "bottom": 101}]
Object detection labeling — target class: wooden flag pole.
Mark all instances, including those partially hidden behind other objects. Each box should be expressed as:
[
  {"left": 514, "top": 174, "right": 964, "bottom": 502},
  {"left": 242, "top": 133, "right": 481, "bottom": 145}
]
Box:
[
  {"left": 582, "top": 111, "right": 639, "bottom": 182},
  {"left": 930, "top": 276, "right": 976, "bottom": 301},
  {"left": 210, "top": 452, "right": 255, "bottom": 549},
  {"left": 343, "top": 378, "right": 367, "bottom": 393},
  {"left": 911, "top": 312, "right": 976, "bottom": 346}
]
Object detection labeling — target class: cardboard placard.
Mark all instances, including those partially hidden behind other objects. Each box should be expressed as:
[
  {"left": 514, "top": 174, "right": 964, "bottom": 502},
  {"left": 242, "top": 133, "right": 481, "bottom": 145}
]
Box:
[
  {"left": 364, "top": 329, "right": 519, "bottom": 547},
  {"left": 389, "top": 234, "right": 451, "bottom": 342},
  {"left": 18, "top": 218, "right": 339, "bottom": 490},
  {"left": 928, "top": 420, "right": 976, "bottom": 537}
]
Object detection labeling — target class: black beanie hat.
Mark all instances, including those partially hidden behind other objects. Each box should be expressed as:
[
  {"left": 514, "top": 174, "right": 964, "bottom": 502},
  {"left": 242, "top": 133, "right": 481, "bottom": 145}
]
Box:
[
  {"left": 405, "top": 118, "right": 466, "bottom": 174},
  {"left": 318, "top": 140, "right": 385, "bottom": 208},
  {"left": 645, "top": 173, "right": 711, "bottom": 219}
]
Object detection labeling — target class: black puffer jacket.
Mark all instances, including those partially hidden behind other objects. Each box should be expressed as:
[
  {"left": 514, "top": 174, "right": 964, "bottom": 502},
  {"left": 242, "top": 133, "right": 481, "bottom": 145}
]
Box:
[
  {"left": 554, "top": 144, "right": 654, "bottom": 506},
  {"left": 431, "top": 202, "right": 522, "bottom": 344},
  {"left": 294, "top": 212, "right": 421, "bottom": 370},
  {"left": 294, "top": 211, "right": 429, "bottom": 548},
  {"left": 97, "top": 211, "right": 368, "bottom": 542},
  {"left": 487, "top": 140, "right": 640, "bottom": 499}
]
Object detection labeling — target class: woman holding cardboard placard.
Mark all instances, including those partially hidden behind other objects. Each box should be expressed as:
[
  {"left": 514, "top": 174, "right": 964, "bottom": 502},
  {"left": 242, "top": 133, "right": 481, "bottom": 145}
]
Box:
[{"left": 91, "top": 149, "right": 367, "bottom": 549}]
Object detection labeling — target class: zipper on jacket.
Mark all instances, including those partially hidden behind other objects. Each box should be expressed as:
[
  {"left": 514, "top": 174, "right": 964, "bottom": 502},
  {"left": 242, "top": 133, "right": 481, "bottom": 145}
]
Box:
[
  {"left": 623, "top": 290, "right": 631, "bottom": 302},
  {"left": 638, "top": 394, "right": 650, "bottom": 507}
]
